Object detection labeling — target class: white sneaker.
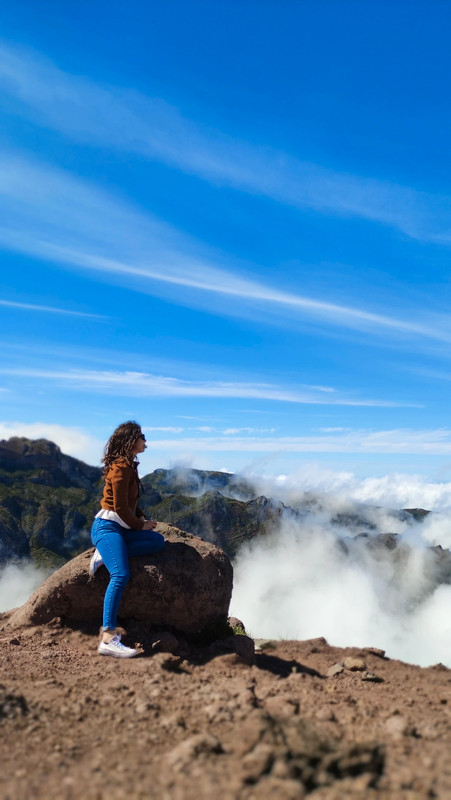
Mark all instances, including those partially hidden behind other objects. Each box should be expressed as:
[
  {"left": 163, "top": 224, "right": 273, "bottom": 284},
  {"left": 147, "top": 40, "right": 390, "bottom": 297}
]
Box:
[
  {"left": 98, "top": 634, "right": 138, "bottom": 659},
  {"left": 89, "top": 549, "right": 104, "bottom": 576}
]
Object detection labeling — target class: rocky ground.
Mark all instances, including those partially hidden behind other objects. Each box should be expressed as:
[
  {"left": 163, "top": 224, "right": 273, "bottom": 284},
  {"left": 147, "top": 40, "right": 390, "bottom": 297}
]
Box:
[{"left": 0, "top": 618, "right": 450, "bottom": 800}]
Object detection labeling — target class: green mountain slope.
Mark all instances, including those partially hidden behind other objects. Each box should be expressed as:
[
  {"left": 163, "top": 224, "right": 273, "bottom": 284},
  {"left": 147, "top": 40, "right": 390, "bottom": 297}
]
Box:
[
  {"left": 0, "top": 437, "right": 279, "bottom": 567},
  {"left": 0, "top": 437, "right": 438, "bottom": 578}
]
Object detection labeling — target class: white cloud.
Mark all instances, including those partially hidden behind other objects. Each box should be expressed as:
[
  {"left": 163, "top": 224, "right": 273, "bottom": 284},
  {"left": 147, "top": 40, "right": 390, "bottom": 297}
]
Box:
[
  {"left": 0, "top": 150, "right": 450, "bottom": 345},
  {"left": 0, "top": 366, "right": 413, "bottom": 407},
  {"left": 144, "top": 428, "right": 451, "bottom": 457},
  {"left": 0, "top": 299, "right": 103, "bottom": 317},
  {"left": 144, "top": 426, "right": 185, "bottom": 433},
  {"left": 245, "top": 465, "right": 451, "bottom": 511},
  {"left": 0, "top": 562, "right": 49, "bottom": 613},
  {"left": 4, "top": 419, "right": 449, "bottom": 466},
  {"left": 1, "top": 42, "right": 451, "bottom": 245},
  {"left": 223, "top": 427, "right": 276, "bottom": 435},
  {"left": 0, "top": 422, "right": 103, "bottom": 464},
  {"left": 230, "top": 510, "right": 451, "bottom": 667},
  {"left": 318, "top": 426, "right": 350, "bottom": 432},
  {"left": 228, "top": 472, "right": 451, "bottom": 666}
]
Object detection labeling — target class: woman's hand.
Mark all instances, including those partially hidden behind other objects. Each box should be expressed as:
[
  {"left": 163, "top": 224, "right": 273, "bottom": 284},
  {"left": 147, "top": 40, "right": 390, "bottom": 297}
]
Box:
[{"left": 142, "top": 519, "right": 158, "bottom": 530}]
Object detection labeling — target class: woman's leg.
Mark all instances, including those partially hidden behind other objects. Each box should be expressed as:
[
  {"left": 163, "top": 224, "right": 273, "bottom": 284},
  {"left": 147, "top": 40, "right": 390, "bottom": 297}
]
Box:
[
  {"left": 122, "top": 529, "right": 165, "bottom": 557},
  {"left": 91, "top": 518, "right": 130, "bottom": 632}
]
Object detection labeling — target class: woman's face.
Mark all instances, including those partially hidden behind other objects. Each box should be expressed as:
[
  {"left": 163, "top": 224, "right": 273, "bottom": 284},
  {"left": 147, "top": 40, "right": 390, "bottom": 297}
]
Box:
[{"left": 132, "top": 433, "right": 147, "bottom": 456}]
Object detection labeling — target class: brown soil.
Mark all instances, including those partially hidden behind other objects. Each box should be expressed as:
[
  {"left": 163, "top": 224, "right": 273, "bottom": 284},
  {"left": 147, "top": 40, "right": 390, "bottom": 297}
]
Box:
[{"left": 0, "top": 617, "right": 449, "bottom": 800}]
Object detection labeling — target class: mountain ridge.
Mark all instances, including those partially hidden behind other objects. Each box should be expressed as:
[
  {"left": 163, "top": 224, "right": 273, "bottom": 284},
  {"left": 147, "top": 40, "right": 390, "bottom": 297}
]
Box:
[{"left": 0, "top": 437, "right": 442, "bottom": 584}]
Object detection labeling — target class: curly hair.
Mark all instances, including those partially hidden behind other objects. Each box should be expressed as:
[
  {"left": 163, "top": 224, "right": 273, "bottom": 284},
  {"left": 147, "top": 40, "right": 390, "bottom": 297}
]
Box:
[{"left": 102, "top": 421, "right": 144, "bottom": 474}]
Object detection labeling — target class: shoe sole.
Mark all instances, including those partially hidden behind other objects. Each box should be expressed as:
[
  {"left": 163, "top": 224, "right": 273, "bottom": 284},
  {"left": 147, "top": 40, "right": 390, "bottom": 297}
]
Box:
[{"left": 97, "top": 648, "right": 138, "bottom": 658}]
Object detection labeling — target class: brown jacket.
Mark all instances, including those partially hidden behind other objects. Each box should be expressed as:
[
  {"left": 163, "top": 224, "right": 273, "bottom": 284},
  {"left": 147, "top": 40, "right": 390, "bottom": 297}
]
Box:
[{"left": 100, "top": 460, "right": 145, "bottom": 530}]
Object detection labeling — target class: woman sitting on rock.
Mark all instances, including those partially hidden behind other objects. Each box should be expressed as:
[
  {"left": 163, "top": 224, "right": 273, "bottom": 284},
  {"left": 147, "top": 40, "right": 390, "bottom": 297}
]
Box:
[{"left": 90, "top": 420, "right": 164, "bottom": 658}]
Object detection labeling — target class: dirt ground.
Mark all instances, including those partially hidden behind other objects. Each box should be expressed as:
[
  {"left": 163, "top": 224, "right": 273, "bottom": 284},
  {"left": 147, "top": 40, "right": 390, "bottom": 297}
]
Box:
[{"left": 0, "top": 615, "right": 450, "bottom": 800}]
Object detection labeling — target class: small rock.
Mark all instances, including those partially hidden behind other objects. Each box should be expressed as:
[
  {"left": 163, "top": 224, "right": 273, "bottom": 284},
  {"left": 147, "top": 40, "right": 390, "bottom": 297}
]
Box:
[
  {"left": 241, "top": 743, "right": 274, "bottom": 781},
  {"left": 342, "top": 656, "right": 366, "bottom": 671},
  {"left": 384, "top": 715, "right": 408, "bottom": 739},
  {"left": 419, "top": 722, "right": 440, "bottom": 740},
  {"left": 315, "top": 707, "right": 336, "bottom": 722},
  {"left": 228, "top": 616, "right": 246, "bottom": 633},
  {"left": 365, "top": 647, "right": 386, "bottom": 658},
  {"left": 165, "top": 732, "right": 223, "bottom": 771},
  {"left": 271, "top": 757, "right": 292, "bottom": 779},
  {"left": 307, "top": 636, "right": 328, "bottom": 647},
  {"left": 327, "top": 663, "right": 344, "bottom": 677},
  {"left": 255, "top": 776, "right": 306, "bottom": 799},
  {"left": 0, "top": 687, "right": 28, "bottom": 720},
  {"left": 160, "top": 712, "right": 186, "bottom": 729},
  {"left": 135, "top": 701, "right": 152, "bottom": 715},
  {"left": 161, "top": 655, "right": 184, "bottom": 672},
  {"left": 233, "top": 709, "right": 268, "bottom": 757},
  {"left": 233, "top": 634, "right": 255, "bottom": 665},
  {"left": 265, "top": 696, "right": 299, "bottom": 718},
  {"left": 204, "top": 700, "right": 225, "bottom": 722},
  {"left": 254, "top": 639, "right": 277, "bottom": 652},
  {"left": 361, "top": 671, "right": 384, "bottom": 683}
]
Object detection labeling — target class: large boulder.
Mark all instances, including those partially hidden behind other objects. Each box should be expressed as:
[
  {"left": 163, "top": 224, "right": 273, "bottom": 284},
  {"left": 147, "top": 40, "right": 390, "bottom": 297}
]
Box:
[{"left": 4, "top": 524, "right": 233, "bottom": 638}]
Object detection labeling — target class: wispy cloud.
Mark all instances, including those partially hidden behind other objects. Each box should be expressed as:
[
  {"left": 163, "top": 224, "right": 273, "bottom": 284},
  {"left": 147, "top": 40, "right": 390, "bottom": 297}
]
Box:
[
  {"left": 0, "top": 151, "right": 450, "bottom": 343},
  {"left": 0, "top": 299, "right": 103, "bottom": 318},
  {"left": 143, "top": 425, "right": 277, "bottom": 434},
  {"left": 145, "top": 426, "right": 185, "bottom": 433},
  {"left": 318, "top": 426, "right": 350, "bottom": 432},
  {"left": 1, "top": 42, "right": 451, "bottom": 244},
  {"left": 147, "top": 427, "right": 451, "bottom": 455},
  {"left": 0, "top": 366, "right": 415, "bottom": 407},
  {"left": 39, "top": 243, "right": 449, "bottom": 340},
  {"left": 223, "top": 427, "right": 276, "bottom": 435}
]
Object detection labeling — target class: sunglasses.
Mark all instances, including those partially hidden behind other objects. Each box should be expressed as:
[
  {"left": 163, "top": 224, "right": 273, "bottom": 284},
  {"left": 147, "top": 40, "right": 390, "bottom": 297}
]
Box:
[{"left": 139, "top": 434, "right": 146, "bottom": 442}]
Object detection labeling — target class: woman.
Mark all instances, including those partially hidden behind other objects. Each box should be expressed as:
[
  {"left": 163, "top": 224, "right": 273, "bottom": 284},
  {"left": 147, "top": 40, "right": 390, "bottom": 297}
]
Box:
[{"left": 90, "top": 421, "right": 165, "bottom": 658}]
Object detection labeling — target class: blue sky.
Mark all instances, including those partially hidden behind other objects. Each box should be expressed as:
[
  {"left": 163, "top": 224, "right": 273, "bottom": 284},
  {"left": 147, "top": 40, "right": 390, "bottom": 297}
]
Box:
[{"left": 1, "top": 0, "right": 451, "bottom": 480}]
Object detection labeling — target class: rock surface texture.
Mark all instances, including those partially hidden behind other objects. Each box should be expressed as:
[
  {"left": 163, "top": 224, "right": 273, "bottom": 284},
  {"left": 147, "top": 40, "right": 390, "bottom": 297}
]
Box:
[{"left": 5, "top": 523, "right": 233, "bottom": 637}]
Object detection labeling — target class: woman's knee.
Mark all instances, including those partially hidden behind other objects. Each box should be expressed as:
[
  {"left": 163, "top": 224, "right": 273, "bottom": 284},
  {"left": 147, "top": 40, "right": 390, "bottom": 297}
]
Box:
[{"left": 149, "top": 531, "right": 165, "bottom": 553}]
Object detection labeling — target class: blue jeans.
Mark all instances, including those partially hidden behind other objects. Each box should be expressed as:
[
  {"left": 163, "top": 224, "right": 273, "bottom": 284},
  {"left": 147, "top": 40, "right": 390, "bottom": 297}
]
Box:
[{"left": 91, "top": 517, "right": 165, "bottom": 630}]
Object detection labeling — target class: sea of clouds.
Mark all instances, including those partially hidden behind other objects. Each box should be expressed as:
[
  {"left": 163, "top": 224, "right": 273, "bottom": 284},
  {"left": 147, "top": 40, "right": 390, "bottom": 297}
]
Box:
[
  {"left": 0, "top": 562, "right": 49, "bottom": 615},
  {"left": 2, "top": 465, "right": 451, "bottom": 668},
  {"left": 230, "top": 467, "right": 451, "bottom": 667}
]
